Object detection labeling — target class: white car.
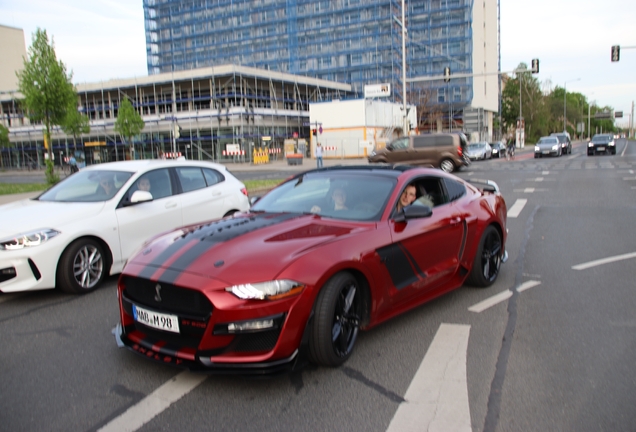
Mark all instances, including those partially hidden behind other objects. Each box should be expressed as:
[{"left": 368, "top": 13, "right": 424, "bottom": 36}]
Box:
[{"left": 0, "top": 160, "right": 250, "bottom": 294}]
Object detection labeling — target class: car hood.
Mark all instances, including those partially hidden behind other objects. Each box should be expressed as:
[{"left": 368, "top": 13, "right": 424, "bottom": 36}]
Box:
[
  {"left": 126, "top": 212, "right": 369, "bottom": 286},
  {"left": 0, "top": 198, "right": 105, "bottom": 238},
  {"left": 536, "top": 142, "right": 556, "bottom": 149}
]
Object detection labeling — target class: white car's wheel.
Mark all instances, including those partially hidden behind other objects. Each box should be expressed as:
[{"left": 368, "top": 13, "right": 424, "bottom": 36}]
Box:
[{"left": 57, "top": 238, "right": 107, "bottom": 294}]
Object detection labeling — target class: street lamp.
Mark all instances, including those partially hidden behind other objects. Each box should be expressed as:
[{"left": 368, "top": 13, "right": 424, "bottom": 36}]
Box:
[
  {"left": 563, "top": 78, "right": 581, "bottom": 132},
  {"left": 588, "top": 100, "right": 595, "bottom": 140}
]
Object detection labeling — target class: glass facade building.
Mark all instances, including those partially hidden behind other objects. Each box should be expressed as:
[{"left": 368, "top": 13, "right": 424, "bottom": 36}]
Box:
[{"left": 144, "top": 0, "right": 480, "bottom": 114}]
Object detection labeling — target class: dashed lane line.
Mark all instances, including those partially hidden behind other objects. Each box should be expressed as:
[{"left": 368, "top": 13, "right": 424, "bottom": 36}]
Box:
[
  {"left": 468, "top": 281, "right": 542, "bottom": 313},
  {"left": 98, "top": 371, "right": 207, "bottom": 432},
  {"left": 507, "top": 198, "right": 527, "bottom": 218},
  {"left": 386, "top": 324, "right": 471, "bottom": 432},
  {"left": 572, "top": 252, "right": 636, "bottom": 270}
]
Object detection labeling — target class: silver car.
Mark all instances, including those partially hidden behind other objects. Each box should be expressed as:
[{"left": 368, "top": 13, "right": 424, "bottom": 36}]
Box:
[
  {"left": 466, "top": 142, "right": 492, "bottom": 160},
  {"left": 534, "top": 136, "right": 562, "bottom": 158}
]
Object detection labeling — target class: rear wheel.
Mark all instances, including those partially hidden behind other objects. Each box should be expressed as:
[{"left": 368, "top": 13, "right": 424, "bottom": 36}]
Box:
[
  {"left": 440, "top": 159, "right": 455, "bottom": 173},
  {"left": 465, "top": 225, "right": 502, "bottom": 288},
  {"left": 308, "top": 272, "right": 362, "bottom": 367},
  {"left": 57, "top": 238, "right": 107, "bottom": 294}
]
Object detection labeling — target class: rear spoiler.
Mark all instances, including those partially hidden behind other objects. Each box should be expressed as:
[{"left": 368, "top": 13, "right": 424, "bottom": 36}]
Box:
[{"left": 466, "top": 178, "right": 500, "bottom": 193}]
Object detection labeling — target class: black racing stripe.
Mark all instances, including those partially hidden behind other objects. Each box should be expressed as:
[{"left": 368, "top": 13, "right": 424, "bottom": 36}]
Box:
[
  {"left": 139, "top": 213, "right": 301, "bottom": 283},
  {"left": 377, "top": 243, "right": 423, "bottom": 290}
]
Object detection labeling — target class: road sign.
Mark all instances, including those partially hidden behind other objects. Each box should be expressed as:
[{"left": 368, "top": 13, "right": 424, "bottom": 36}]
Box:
[
  {"left": 615, "top": 111, "right": 623, "bottom": 118},
  {"left": 594, "top": 111, "right": 612, "bottom": 119}
]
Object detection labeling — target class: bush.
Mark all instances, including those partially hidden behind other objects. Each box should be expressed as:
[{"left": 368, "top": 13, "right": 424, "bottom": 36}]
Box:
[{"left": 44, "top": 159, "right": 60, "bottom": 186}]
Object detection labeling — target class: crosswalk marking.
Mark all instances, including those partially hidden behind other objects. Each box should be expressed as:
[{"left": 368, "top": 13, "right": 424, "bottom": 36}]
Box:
[
  {"left": 386, "top": 324, "right": 471, "bottom": 432},
  {"left": 507, "top": 198, "right": 527, "bottom": 218}
]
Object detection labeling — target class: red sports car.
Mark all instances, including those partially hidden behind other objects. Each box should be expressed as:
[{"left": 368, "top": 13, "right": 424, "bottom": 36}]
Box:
[{"left": 115, "top": 165, "right": 508, "bottom": 374}]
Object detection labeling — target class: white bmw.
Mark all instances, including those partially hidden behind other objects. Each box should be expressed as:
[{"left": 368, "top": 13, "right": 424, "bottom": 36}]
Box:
[{"left": 0, "top": 160, "right": 250, "bottom": 294}]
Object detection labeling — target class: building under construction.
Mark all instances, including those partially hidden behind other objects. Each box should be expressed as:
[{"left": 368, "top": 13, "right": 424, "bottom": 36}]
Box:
[{"left": 0, "top": 65, "right": 353, "bottom": 168}]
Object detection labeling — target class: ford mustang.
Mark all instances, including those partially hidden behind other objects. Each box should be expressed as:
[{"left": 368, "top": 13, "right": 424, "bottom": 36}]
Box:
[{"left": 115, "top": 165, "right": 508, "bottom": 373}]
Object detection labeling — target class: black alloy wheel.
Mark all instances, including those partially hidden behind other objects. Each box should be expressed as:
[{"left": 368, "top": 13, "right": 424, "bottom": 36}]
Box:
[
  {"left": 466, "top": 225, "right": 502, "bottom": 288},
  {"left": 308, "top": 272, "right": 362, "bottom": 367}
]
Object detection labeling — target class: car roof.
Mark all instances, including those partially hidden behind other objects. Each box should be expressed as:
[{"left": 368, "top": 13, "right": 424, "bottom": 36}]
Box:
[
  {"left": 291, "top": 164, "right": 435, "bottom": 180},
  {"left": 81, "top": 159, "right": 228, "bottom": 174}
]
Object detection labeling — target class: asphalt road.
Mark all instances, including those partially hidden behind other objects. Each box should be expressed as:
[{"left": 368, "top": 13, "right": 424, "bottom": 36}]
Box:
[{"left": 1, "top": 139, "right": 635, "bottom": 432}]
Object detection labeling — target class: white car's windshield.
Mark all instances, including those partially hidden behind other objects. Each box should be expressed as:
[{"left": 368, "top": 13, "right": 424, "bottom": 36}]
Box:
[{"left": 38, "top": 170, "right": 133, "bottom": 202}]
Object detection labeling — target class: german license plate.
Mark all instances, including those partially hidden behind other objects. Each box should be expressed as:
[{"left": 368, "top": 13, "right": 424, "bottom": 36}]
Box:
[
  {"left": 133, "top": 304, "right": 180, "bottom": 333},
  {"left": 597, "top": 147, "right": 605, "bottom": 152},
  {"left": 543, "top": 151, "right": 550, "bottom": 154}
]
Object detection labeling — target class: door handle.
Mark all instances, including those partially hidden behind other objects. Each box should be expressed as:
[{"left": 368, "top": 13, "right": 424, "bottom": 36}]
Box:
[
  {"left": 165, "top": 201, "right": 178, "bottom": 209},
  {"left": 450, "top": 216, "right": 462, "bottom": 225}
]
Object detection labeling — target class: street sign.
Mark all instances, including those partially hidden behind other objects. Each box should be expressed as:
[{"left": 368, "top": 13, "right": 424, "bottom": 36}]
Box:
[
  {"left": 594, "top": 111, "right": 612, "bottom": 119},
  {"left": 615, "top": 111, "right": 623, "bottom": 118}
]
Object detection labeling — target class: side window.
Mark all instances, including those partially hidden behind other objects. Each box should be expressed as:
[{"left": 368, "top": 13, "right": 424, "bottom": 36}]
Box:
[
  {"left": 391, "top": 138, "right": 409, "bottom": 150},
  {"left": 412, "top": 177, "right": 446, "bottom": 207},
  {"left": 126, "top": 168, "right": 173, "bottom": 201},
  {"left": 176, "top": 167, "right": 207, "bottom": 193},
  {"left": 442, "top": 178, "right": 466, "bottom": 203},
  {"left": 203, "top": 168, "right": 225, "bottom": 186}
]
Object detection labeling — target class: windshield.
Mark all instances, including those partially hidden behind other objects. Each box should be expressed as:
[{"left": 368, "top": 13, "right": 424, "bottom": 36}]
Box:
[
  {"left": 251, "top": 172, "right": 396, "bottom": 221},
  {"left": 592, "top": 135, "right": 611, "bottom": 143},
  {"left": 38, "top": 170, "right": 133, "bottom": 202},
  {"left": 468, "top": 143, "right": 485, "bottom": 150},
  {"left": 538, "top": 137, "right": 558, "bottom": 144}
]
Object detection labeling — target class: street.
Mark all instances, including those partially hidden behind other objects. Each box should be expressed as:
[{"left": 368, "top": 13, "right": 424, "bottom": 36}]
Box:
[{"left": 1, "top": 139, "right": 635, "bottom": 432}]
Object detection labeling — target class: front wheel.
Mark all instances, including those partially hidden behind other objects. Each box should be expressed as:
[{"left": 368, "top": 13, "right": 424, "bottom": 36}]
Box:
[
  {"left": 439, "top": 158, "right": 455, "bottom": 173},
  {"left": 57, "top": 238, "right": 107, "bottom": 294},
  {"left": 465, "top": 225, "right": 502, "bottom": 288},
  {"left": 308, "top": 272, "right": 362, "bottom": 367}
]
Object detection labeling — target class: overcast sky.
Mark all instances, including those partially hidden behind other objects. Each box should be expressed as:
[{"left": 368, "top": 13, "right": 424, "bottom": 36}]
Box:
[{"left": 1, "top": 0, "right": 634, "bottom": 125}]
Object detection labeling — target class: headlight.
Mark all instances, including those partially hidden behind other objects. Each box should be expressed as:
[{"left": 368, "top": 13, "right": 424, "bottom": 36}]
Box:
[
  {"left": 226, "top": 279, "right": 304, "bottom": 300},
  {"left": 609, "top": 140, "right": 615, "bottom": 146},
  {"left": 552, "top": 144, "right": 559, "bottom": 151},
  {"left": 0, "top": 229, "right": 61, "bottom": 250},
  {"left": 588, "top": 142, "right": 593, "bottom": 147},
  {"left": 534, "top": 145, "right": 540, "bottom": 151},
  {"left": 370, "top": 151, "right": 377, "bottom": 157}
]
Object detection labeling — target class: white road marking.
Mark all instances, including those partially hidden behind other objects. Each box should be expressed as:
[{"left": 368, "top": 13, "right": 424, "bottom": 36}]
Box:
[
  {"left": 98, "top": 371, "right": 207, "bottom": 432},
  {"left": 524, "top": 188, "right": 535, "bottom": 193},
  {"left": 534, "top": 177, "right": 544, "bottom": 182},
  {"left": 386, "top": 324, "right": 471, "bottom": 432},
  {"left": 623, "top": 177, "right": 636, "bottom": 181},
  {"left": 572, "top": 252, "right": 636, "bottom": 270},
  {"left": 468, "top": 290, "right": 512, "bottom": 313},
  {"left": 516, "top": 280, "right": 541, "bottom": 293},
  {"left": 542, "top": 171, "right": 550, "bottom": 175},
  {"left": 507, "top": 198, "right": 527, "bottom": 218}
]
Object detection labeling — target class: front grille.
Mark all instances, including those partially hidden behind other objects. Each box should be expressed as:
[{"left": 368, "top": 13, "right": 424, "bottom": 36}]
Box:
[{"left": 121, "top": 276, "right": 212, "bottom": 317}]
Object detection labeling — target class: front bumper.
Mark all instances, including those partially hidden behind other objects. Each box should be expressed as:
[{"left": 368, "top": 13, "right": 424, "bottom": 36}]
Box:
[{"left": 0, "top": 243, "right": 61, "bottom": 293}]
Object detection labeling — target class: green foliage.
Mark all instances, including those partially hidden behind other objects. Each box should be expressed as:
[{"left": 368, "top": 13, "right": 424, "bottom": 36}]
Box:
[
  {"left": 61, "top": 104, "right": 90, "bottom": 147},
  {"left": 16, "top": 28, "right": 77, "bottom": 161},
  {"left": 0, "top": 183, "right": 47, "bottom": 196},
  {"left": 44, "top": 159, "right": 59, "bottom": 186},
  {"left": 114, "top": 97, "right": 145, "bottom": 144},
  {"left": 0, "top": 124, "right": 9, "bottom": 148}
]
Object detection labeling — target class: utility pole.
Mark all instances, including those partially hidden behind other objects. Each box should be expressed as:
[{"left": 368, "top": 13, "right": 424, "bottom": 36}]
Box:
[
  {"left": 631, "top": 101, "right": 635, "bottom": 139},
  {"left": 401, "top": 0, "right": 408, "bottom": 136}
]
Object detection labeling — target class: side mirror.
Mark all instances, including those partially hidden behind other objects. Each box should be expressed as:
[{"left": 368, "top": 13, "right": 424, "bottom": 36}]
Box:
[
  {"left": 130, "top": 190, "right": 153, "bottom": 204},
  {"left": 393, "top": 203, "right": 433, "bottom": 223}
]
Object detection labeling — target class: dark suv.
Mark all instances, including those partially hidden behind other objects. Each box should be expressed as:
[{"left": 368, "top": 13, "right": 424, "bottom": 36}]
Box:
[
  {"left": 587, "top": 134, "right": 616, "bottom": 156},
  {"left": 550, "top": 132, "right": 572, "bottom": 154}
]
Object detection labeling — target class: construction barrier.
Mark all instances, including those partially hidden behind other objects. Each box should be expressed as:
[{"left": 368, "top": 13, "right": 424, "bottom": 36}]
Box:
[
  {"left": 222, "top": 150, "right": 245, "bottom": 156},
  {"left": 252, "top": 150, "right": 270, "bottom": 165},
  {"left": 323, "top": 146, "right": 336, "bottom": 151},
  {"left": 164, "top": 152, "right": 182, "bottom": 159}
]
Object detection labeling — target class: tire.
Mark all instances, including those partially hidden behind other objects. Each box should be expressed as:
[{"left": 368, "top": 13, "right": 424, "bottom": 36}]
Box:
[
  {"left": 308, "top": 272, "right": 362, "bottom": 367},
  {"left": 57, "top": 238, "right": 107, "bottom": 294},
  {"left": 440, "top": 159, "right": 455, "bottom": 173},
  {"left": 465, "top": 225, "right": 502, "bottom": 288}
]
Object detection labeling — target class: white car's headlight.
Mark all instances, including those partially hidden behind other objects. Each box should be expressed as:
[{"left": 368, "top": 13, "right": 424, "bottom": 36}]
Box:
[
  {"left": 0, "top": 229, "right": 61, "bottom": 250},
  {"left": 226, "top": 280, "right": 304, "bottom": 300},
  {"left": 535, "top": 145, "right": 540, "bottom": 151},
  {"left": 552, "top": 144, "right": 559, "bottom": 151}
]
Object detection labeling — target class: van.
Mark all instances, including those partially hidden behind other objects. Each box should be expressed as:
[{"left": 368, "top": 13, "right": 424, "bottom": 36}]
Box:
[{"left": 368, "top": 132, "right": 469, "bottom": 172}]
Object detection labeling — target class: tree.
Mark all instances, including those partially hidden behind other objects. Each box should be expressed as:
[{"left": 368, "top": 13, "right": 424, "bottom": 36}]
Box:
[
  {"left": 61, "top": 102, "right": 90, "bottom": 158},
  {"left": 0, "top": 124, "right": 10, "bottom": 169},
  {"left": 16, "top": 28, "right": 76, "bottom": 184},
  {"left": 501, "top": 63, "right": 547, "bottom": 143},
  {"left": 114, "top": 97, "right": 144, "bottom": 160}
]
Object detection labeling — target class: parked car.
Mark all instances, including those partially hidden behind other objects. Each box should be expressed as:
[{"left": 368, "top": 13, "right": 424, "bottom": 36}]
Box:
[
  {"left": 588, "top": 134, "right": 616, "bottom": 156},
  {"left": 0, "top": 160, "right": 250, "bottom": 294},
  {"left": 490, "top": 141, "right": 507, "bottom": 158},
  {"left": 466, "top": 142, "right": 492, "bottom": 160},
  {"left": 534, "top": 136, "right": 562, "bottom": 158},
  {"left": 368, "top": 132, "right": 469, "bottom": 173},
  {"left": 550, "top": 132, "right": 572, "bottom": 154},
  {"left": 115, "top": 165, "right": 508, "bottom": 373}
]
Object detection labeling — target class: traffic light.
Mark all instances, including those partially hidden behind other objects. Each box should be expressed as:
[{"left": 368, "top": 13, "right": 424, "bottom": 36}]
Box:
[
  {"left": 443, "top": 67, "right": 451, "bottom": 82},
  {"left": 611, "top": 45, "right": 620, "bottom": 62},
  {"left": 531, "top": 58, "right": 539, "bottom": 74},
  {"left": 312, "top": 128, "right": 317, "bottom": 136}
]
